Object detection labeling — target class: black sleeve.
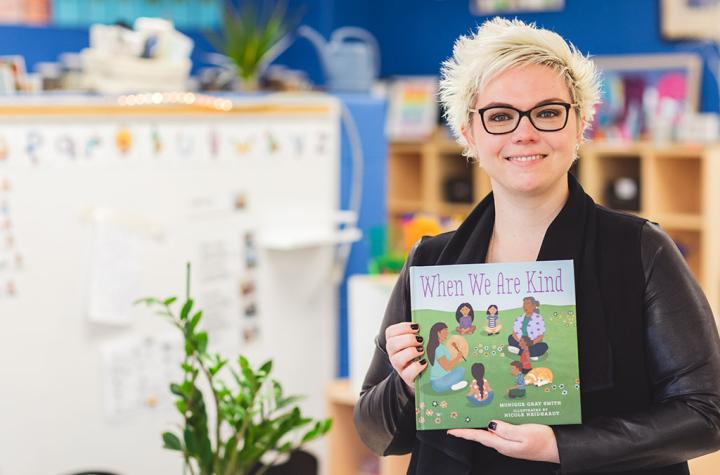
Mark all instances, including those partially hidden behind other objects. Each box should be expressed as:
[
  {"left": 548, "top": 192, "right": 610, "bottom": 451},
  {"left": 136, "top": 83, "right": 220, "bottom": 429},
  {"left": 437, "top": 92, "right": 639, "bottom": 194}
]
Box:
[
  {"left": 353, "top": 244, "right": 419, "bottom": 456},
  {"left": 553, "top": 222, "right": 720, "bottom": 473}
]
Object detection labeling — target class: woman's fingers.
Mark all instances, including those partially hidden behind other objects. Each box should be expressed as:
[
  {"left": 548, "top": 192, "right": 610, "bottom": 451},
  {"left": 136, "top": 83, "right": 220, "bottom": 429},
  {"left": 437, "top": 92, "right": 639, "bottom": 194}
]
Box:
[
  {"left": 384, "top": 322, "right": 425, "bottom": 389},
  {"left": 386, "top": 332, "right": 423, "bottom": 357},
  {"left": 398, "top": 356, "right": 428, "bottom": 389},
  {"left": 390, "top": 343, "right": 424, "bottom": 371},
  {"left": 385, "top": 321, "right": 419, "bottom": 340}
]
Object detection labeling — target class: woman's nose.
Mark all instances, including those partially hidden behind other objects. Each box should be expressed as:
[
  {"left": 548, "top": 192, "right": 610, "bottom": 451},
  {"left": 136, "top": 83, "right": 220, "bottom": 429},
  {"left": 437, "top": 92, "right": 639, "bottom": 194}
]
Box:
[{"left": 511, "top": 116, "right": 540, "bottom": 143}]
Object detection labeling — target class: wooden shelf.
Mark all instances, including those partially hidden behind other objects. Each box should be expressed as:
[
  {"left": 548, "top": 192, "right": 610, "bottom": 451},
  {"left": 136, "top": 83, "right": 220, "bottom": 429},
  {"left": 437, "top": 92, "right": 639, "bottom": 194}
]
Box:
[
  {"left": 648, "top": 213, "right": 704, "bottom": 232},
  {"left": 388, "top": 198, "right": 423, "bottom": 215},
  {"left": 326, "top": 379, "right": 411, "bottom": 475}
]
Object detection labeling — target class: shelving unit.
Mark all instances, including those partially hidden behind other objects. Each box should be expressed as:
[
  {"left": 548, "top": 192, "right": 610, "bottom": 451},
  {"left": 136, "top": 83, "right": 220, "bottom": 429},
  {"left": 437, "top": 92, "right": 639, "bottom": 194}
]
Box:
[
  {"left": 387, "top": 129, "right": 491, "bottom": 251},
  {"left": 387, "top": 132, "right": 720, "bottom": 319},
  {"left": 578, "top": 141, "right": 720, "bottom": 319},
  {"left": 326, "top": 379, "right": 411, "bottom": 475}
]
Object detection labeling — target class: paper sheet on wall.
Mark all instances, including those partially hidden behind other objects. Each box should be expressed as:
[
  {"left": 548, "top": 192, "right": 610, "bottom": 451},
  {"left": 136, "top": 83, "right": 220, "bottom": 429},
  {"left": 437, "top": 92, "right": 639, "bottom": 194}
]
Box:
[
  {"left": 87, "top": 214, "right": 144, "bottom": 325},
  {"left": 100, "top": 332, "right": 184, "bottom": 420}
]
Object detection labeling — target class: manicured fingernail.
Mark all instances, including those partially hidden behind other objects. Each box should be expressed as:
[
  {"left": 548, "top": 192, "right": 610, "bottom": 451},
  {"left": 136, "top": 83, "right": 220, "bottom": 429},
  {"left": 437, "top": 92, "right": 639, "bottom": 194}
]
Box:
[
  {"left": 411, "top": 323, "right": 419, "bottom": 330},
  {"left": 416, "top": 346, "right": 423, "bottom": 352},
  {"left": 416, "top": 335, "right": 423, "bottom": 342},
  {"left": 419, "top": 358, "right": 427, "bottom": 365},
  {"left": 488, "top": 421, "right": 497, "bottom": 431}
]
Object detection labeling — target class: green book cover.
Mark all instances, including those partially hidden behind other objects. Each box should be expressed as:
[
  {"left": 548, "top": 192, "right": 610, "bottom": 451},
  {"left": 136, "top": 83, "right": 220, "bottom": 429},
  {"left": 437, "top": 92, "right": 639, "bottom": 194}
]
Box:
[{"left": 409, "top": 260, "right": 581, "bottom": 430}]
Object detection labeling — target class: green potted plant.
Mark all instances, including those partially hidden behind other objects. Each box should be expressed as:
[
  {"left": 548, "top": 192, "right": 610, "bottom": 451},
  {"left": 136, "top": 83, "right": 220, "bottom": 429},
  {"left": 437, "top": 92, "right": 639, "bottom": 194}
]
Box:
[
  {"left": 208, "top": 0, "right": 304, "bottom": 90},
  {"left": 135, "top": 265, "right": 331, "bottom": 475}
]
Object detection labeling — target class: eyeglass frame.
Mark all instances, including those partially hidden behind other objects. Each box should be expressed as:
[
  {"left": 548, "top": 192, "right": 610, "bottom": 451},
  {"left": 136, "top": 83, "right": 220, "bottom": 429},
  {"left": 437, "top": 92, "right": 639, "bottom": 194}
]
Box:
[{"left": 468, "top": 102, "right": 579, "bottom": 135}]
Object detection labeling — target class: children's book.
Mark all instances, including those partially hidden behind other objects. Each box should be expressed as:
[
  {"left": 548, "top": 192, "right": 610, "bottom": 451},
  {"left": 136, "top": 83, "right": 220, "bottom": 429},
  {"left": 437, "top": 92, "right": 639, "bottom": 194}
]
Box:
[{"left": 409, "top": 260, "right": 581, "bottom": 430}]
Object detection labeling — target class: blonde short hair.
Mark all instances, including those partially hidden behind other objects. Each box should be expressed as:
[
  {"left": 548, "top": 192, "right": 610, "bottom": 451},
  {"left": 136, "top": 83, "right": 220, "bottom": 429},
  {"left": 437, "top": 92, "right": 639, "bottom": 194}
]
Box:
[{"left": 439, "top": 17, "right": 601, "bottom": 158}]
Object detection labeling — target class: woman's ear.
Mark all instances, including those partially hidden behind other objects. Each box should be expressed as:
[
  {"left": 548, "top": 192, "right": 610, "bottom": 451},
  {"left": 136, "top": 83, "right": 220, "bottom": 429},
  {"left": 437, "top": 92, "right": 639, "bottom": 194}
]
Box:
[{"left": 461, "top": 125, "right": 476, "bottom": 151}]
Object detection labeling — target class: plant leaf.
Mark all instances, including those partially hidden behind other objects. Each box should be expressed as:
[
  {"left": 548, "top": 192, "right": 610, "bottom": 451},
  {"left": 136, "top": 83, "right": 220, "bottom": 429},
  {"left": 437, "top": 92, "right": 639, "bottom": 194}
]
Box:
[
  {"left": 180, "top": 299, "right": 194, "bottom": 321},
  {"left": 162, "top": 431, "right": 183, "bottom": 451}
]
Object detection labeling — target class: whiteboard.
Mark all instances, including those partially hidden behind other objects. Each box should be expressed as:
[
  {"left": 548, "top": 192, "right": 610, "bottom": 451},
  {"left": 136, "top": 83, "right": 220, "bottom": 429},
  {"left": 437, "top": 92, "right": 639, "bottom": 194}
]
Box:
[{"left": 0, "top": 94, "right": 342, "bottom": 475}]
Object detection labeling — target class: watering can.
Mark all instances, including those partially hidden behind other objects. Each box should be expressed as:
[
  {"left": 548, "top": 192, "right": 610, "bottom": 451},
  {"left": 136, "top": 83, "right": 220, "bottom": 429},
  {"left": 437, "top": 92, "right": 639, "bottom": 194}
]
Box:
[{"left": 298, "top": 25, "right": 380, "bottom": 92}]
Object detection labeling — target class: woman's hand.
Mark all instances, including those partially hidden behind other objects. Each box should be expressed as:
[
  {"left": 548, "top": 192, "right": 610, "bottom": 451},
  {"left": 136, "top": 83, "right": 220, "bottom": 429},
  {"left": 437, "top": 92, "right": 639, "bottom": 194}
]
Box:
[
  {"left": 448, "top": 421, "right": 560, "bottom": 464},
  {"left": 385, "top": 322, "right": 427, "bottom": 394}
]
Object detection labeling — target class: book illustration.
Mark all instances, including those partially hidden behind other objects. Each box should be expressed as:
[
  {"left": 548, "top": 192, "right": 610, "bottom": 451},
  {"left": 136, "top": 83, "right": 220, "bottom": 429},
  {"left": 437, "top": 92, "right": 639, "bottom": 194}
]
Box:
[{"left": 410, "top": 260, "right": 581, "bottom": 429}]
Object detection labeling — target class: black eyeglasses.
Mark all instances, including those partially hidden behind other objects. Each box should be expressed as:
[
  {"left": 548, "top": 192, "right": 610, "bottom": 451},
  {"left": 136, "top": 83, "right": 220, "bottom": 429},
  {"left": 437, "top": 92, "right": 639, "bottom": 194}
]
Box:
[{"left": 469, "top": 102, "right": 578, "bottom": 135}]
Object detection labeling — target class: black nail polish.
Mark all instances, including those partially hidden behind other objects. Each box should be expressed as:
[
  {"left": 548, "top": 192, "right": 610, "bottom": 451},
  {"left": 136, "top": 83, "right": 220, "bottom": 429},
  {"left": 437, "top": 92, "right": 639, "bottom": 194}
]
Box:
[
  {"left": 419, "top": 358, "right": 427, "bottom": 365},
  {"left": 488, "top": 421, "right": 497, "bottom": 431},
  {"left": 416, "top": 346, "right": 423, "bottom": 352},
  {"left": 410, "top": 323, "right": 419, "bottom": 330},
  {"left": 416, "top": 335, "right": 423, "bottom": 343}
]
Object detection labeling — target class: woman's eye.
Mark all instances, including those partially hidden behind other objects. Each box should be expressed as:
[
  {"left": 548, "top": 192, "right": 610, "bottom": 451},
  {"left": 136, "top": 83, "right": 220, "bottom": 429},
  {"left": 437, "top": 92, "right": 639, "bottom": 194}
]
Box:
[
  {"left": 536, "top": 108, "right": 560, "bottom": 118},
  {"left": 489, "top": 113, "right": 512, "bottom": 122}
]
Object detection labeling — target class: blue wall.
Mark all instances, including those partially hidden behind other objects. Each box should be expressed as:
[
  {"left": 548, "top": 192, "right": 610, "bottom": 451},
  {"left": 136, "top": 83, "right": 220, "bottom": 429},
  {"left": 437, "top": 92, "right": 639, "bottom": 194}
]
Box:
[
  {"left": 4, "top": 0, "right": 716, "bottom": 112},
  {"left": 359, "top": 0, "right": 718, "bottom": 112}
]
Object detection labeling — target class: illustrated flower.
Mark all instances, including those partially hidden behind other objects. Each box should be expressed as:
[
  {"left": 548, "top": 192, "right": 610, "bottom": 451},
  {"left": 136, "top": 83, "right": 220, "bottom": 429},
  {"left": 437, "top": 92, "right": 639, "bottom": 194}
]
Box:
[
  {"left": 559, "top": 384, "right": 566, "bottom": 390},
  {"left": 498, "top": 345, "right": 504, "bottom": 352},
  {"left": 544, "top": 387, "right": 550, "bottom": 392},
  {"left": 416, "top": 407, "right": 420, "bottom": 415},
  {"left": 419, "top": 416, "right": 425, "bottom": 424},
  {"left": 484, "top": 352, "right": 489, "bottom": 357},
  {"left": 553, "top": 312, "right": 559, "bottom": 316},
  {"left": 419, "top": 402, "right": 425, "bottom": 408},
  {"left": 575, "top": 378, "right": 580, "bottom": 384},
  {"left": 484, "top": 346, "right": 489, "bottom": 351},
  {"left": 562, "top": 390, "right": 569, "bottom": 396},
  {"left": 432, "top": 400, "right": 438, "bottom": 407},
  {"left": 472, "top": 351, "right": 478, "bottom": 357},
  {"left": 426, "top": 409, "right": 433, "bottom": 416},
  {"left": 435, "top": 417, "right": 441, "bottom": 424},
  {"left": 499, "top": 352, "right": 505, "bottom": 357},
  {"left": 551, "top": 385, "right": 557, "bottom": 390},
  {"left": 450, "top": 411, "right": 458, "bottom": 419},
  {"left": 491, "top": 351, "right": 496, "bottom": 356},
  {"left": 465, "top": 417, "right": 471, "bottom": 423},
  {"left": 440, "top": 401, "right": 448, "bottom": 408},
  {"left": 575, "top": 384, "right": 580, "bottom": 390}
]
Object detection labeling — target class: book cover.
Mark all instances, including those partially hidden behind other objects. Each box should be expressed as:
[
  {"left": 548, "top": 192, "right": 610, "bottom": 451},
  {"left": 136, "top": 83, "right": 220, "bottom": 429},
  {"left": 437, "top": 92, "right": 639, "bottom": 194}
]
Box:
[{"left": 409, "top": 260, "right": 581, "bottom": 430}]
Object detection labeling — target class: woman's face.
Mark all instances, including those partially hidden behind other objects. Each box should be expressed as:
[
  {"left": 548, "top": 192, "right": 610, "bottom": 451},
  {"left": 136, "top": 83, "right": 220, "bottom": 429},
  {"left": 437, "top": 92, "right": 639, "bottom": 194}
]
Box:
[
  {"left": 460, "top": 305, "right": 470, "bottom": 316},
  {"left": 488, "top": 306, "right": 497, "bottom": 316},
  {"left": 463, "top": 64, "right": 582, "bottom": 197},
  {"left": 438, "top": 328, "right": 448, "bottom": 342}
]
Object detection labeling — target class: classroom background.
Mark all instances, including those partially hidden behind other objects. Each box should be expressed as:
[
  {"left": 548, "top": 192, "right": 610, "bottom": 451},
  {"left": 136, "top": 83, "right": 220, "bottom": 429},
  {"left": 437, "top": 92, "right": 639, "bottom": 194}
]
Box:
[{"left": 0, "top": 0, "right": 719, "bottom": 474}]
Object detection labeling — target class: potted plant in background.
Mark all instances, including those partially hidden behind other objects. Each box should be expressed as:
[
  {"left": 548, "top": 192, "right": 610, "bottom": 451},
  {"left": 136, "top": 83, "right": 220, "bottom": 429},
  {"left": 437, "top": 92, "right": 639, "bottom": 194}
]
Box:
[
  {"left": 207, "top": 0, "right": 304, "bottom": 91},
  {"left": 136, "top": 264, "right": 331, "bottom": 475}
]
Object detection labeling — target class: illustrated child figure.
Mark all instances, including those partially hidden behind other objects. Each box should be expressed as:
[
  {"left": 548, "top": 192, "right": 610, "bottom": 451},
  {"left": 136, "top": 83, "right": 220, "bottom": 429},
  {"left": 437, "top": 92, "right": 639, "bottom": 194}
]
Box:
[
  {"left": 466, "top": 362, "right": 494, "bottom": 406},
  {"left": 519, "top": 339, "right": 533, "bottom": 374},
  {"left": 484, "top": 304, "right": 502, "bottom": 336},
  {"left": 455, "top": 302, "right": 477, "bottom": 335},
  {"left": 507, "top": 360, "right": 527, "bottom": 399}
]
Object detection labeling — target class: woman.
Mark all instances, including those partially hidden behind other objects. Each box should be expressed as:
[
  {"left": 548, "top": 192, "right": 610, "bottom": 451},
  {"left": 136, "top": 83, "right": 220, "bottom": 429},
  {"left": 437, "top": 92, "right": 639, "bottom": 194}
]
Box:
[
  {"left": 354, "top": 18, "right": 720, "bottom": 474},
  {"left": 508, "top": 296, "right": 548, "bottom": 359},
  {"left": 427, "top": 322, "right": 467, "bottom": 392}
]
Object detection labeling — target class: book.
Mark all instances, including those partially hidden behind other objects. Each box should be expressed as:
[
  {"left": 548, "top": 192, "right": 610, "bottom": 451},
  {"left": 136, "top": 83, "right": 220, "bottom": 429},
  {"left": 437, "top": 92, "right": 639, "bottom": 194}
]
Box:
[{"left": 409, "top": 260, "right": 581, "bottom": 430}]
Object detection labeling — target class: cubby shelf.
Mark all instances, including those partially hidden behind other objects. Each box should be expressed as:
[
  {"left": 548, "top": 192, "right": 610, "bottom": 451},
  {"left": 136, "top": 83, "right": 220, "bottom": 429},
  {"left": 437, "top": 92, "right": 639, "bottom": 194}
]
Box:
[{"left": 387, "top": 133, "right": 720, "bottom": 319}]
